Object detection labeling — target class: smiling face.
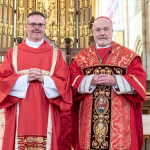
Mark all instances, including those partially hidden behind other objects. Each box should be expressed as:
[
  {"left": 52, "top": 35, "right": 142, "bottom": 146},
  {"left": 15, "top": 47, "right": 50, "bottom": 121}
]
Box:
[
  {"left": 93, "top": 18, "right": 113, "bottom": 47},
  {"left": 25, "top": 15, "right": 46, "bottom": 42}
]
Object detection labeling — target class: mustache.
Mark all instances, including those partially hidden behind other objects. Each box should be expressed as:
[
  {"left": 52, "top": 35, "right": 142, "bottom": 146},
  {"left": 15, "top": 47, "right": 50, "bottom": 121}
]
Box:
[
  {"left": 32, "top": 30, "right": 41, "bottom": 33},
  {"left": 98, "top": 36, "right": 107, "bottom": 39}
]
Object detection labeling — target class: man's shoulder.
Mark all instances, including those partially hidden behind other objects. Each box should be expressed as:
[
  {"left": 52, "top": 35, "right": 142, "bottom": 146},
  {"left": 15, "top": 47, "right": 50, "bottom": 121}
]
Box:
[
  {"left": 73, "top": 44, "right": 95, "bottom": 59},
  {"left": 114, "top": 42, "right": 139, "bottom": 56}
]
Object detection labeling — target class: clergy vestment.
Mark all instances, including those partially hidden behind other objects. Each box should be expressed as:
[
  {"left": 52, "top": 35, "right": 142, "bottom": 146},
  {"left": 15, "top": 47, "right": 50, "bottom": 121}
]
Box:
[
  {"left": 0, "top": 40, "right": 72, "bottom": 150},
  {"left": 70, "top": 41, "right": 146, "bottom": 150}
]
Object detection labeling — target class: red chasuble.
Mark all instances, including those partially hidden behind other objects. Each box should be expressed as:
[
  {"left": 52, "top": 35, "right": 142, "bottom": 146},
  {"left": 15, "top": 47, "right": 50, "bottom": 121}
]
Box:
[
  {"left": 70, "top": 41, "right": 146, "bottom": 150},
  {"left": 0, "top": 40, "right": 72, "bottom": 150}
]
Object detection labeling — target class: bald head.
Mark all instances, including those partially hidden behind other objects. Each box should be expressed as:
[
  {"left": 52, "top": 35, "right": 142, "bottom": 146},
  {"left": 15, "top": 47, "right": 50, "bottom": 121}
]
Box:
[{"left": 93, "top": 17, "right": 113, "bottom": 47}]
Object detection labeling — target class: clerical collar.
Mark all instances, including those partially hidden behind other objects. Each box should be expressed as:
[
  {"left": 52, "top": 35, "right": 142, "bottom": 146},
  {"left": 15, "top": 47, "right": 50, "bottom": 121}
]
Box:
[
  {"left": 96, "top": 43, "right": 110, "bottom": 49},
  {"left": 25, "top": 38, "right": 44, "bottom": 48}
]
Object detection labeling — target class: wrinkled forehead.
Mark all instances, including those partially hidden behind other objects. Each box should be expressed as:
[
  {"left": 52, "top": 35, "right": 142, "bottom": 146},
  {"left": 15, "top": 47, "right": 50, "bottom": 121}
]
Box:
[{"left": 93, "top": 17, "right": 112, "bottom": 29}]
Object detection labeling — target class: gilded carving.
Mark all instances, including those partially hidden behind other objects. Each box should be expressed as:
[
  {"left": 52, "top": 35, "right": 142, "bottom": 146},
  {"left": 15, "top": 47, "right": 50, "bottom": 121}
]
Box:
[
  {"left": 79, "top": 26, "right": 83, "bottom": 37},
  {"left": 79, "top": 0, "right": 83, "bottom": 9},
  {"left": 52, "top": 25, "right": 58, "bottom": 37},
  {"left": 45, "top": 28, "right": 50, "bottom": 37},
  {"left": 60, "top": 26, "right": 65, "bottom": 37},
  {"left": 19, "top": 0, "right": 23, "bottom": 7},
  {"left": 3, "top": 24, "right": 8, "bottom": 35},
  {"left": 60, "top": 26, "right": 65, "bottom": 45},
  {"left": 17, "top": 0, "right": 24, "bottom": 38},
  {"left": 84, "top": 0, "right": 88, "bottom": 7},
  {"left": 18, "top": 24, "right": 24, "bottom": 37},
  {"left": 60, "top": 0, "right": 65, "bottom": 9},
  {"left": 84, "top": 25, "right": 89, "bottom": 36},
  {"left": 60, "top": 0, "right": 65, "bottom": 16},
  {"left": 69, "top": 0, "right": 74, "bottom": 9},
  {"left": 0, "top": 0, "right": 3, "bottom": 5},
  {"left": 18, "top": 8, "right": 24, "bottom": 24},
  {"left": 68, "top": 0, "right": 75, "bottom": 47},
  {"left": 69, "top": 8, "right": 75, "bottom": 24},
  {"left": 69, "top": 26, "right": 74, "bottom": 37},
  {"left": 8, "top": 25, "right": 13, "bottom": 36},
  {"left": 53, "top": 37, "right": 57, "bottom": 44},
  {"left": 90, "top": 0, "right": 92, "bottom": 6},
  {"left": 0, "top": 23, "right": 3, "bottom": 34},
  {"left": 70, "top": 36, "right": 74, "bottom": 48},
  {"left": 36, "top": 0, "right": 57, "bottom": 41},
  {"left": 9, "top": 0, "right": 13, "bottom": 7},
  {"left": 4, "top": 0, "right": 8, "bottom": 6},
  {"left": 28, "top": 0, "right": 33, "bottom": 14}
]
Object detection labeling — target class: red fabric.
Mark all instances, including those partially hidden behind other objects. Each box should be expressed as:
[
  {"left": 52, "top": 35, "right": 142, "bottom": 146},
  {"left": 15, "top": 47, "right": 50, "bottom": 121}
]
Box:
[
  {"left": 94, "top": 16, "right": 113, "bottom": 23},
  {"left": 70, "top": 45, "right": 146, "bottom": 150},
  {"left": 0, "top": 40, "right": 72, "bottom": 150}
]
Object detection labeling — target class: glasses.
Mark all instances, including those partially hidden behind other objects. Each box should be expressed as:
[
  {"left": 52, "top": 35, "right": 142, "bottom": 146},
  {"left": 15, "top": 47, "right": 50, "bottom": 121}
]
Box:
[{"left": 27, "top": 23, "right": 45, "bottom": 28}]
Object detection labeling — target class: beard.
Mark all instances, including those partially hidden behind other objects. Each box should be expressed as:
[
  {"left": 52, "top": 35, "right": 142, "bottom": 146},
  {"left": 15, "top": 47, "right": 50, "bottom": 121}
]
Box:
[{"left": 97, "top": 39, "right": 109, "bottom": 47}]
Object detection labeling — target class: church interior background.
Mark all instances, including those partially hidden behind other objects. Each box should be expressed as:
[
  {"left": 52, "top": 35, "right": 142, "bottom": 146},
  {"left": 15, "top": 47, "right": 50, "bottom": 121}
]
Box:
[{"left": 0, "top": 0, "right": 150, "bottom": 150}]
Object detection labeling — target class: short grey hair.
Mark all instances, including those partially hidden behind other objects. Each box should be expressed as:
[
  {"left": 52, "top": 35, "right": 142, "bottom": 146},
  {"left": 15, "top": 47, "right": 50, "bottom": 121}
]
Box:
[{"left": 26, "top": 11, "right": 46, "bottom": 23}]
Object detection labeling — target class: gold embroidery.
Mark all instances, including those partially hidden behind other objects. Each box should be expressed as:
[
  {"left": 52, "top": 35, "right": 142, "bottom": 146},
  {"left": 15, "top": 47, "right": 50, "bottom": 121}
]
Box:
[
  {"left": 86, "top": 68, "right": 93, "bottom": 75},
  {"left": 18, "top": 69, "right": 50, "bottom": 76},
  {"left": 128, "top": 74, "right": 146, "bottom": 93},
  {"left": 13, "top": 46, "right": 18, "bottom": 74},
  {"left": 72, "top": 75, "right": 80, "bottom": 86},
  {"left": 18, "top": 136, "right": 47, "bottom": 149},
  {"left": 114, "top": 68, "right": 123, "bottom": 75},
  {"left": 49, "top": 47, "right": 58, "bottom": 76},
  {"left": 12, "top": 46, "right": 58, "bottom": 76},
  {"left": 93, "top": 67, "right": 114, "bottom": 75},
  {"left": 92, "top": 86, "right": 110, "bottom": 149}
]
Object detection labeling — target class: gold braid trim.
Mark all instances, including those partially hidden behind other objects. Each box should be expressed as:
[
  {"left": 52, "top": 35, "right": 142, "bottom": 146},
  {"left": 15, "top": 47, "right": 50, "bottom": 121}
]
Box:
[
  {"left": 72, "top": 75, "right": 81, "bottom": 86},
  {"left": 12, "top": 46, "right": 58, "bottom": 76},
  {"left": 49, "top": 47, "right": 57, "bottom": 76},
  {"left": 13, "top": 46, "right": 18, "bottom": 74},
  {"left": 128, "top": 74, "right": 146, "bottom": 93},
  {"left": 18, "top": 69, "right": 50, "bottom": 76}
]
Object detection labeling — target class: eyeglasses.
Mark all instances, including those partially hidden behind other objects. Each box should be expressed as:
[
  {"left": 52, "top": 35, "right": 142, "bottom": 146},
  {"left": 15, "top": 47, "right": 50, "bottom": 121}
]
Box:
[{"left": 27, "top": 23, "right": 45, "bottom": 28}]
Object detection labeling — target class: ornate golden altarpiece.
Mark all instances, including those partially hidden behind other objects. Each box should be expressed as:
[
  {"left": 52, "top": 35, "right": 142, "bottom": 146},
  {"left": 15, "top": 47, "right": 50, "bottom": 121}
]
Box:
[
  {"left": 0, "top": 0, "right": 14, "bottom": 48},
  {"left": 16, "top": 0, "right": 92, "bottom": 49}
]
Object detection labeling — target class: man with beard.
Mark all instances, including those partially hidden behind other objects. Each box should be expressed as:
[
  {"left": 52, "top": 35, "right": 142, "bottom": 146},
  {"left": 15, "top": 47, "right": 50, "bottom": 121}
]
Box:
[
  {"left": 0, "top": 11, "right": 72, "bottom": 150},
  {"left": 70, "top": 16, "right": 146, "bottom": 150}
]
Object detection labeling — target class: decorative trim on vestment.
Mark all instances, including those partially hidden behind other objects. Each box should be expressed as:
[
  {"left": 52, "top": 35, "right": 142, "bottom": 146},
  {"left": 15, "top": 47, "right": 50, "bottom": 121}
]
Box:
[
  {"left": 72, "top": 75, "right": 81, "bottom": 86},
  {"left": 13, "top": 46, "right": 18, "bottom": 74},
  {"left": 73, "top": 42, "right": 137, "bottom": 149},
  {"left": 80, "top": 66, "right": 128, "bottom": 150},
  {"left": 49, "top": 47, "right": 57, "bottom": 76},
  {"left": 18, "top": 136, "right": 47, "bottom": 149},
  {"left": 12, "top": 46, "right": 56, "bottom": 150},
  {"left": 15, "top": 101, "right": 19, "bottom": 150},
  {"left": 18, "top": 69, "right": 50, "bottom": 76},
  {"left": 46, "top": 106, "right": 52, "bottom": 150},
  {"left": 128, "top": 74, "right": 146, "bottom": 93}
]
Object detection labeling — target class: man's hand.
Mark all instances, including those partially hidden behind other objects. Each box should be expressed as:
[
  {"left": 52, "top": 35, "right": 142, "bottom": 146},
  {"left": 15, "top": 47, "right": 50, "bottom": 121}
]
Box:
[
  {"left": 90, "top": 74, "right": 117, "bottom": 86},
  {"left": 28, "top": 68, "right": 44, "bottom": 83}
]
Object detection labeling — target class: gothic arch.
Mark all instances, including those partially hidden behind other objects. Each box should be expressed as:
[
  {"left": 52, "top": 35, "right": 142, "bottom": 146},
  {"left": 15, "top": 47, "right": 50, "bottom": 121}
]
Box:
[{"left": 133, "top": 35, "right": 142, "bottom": 56}]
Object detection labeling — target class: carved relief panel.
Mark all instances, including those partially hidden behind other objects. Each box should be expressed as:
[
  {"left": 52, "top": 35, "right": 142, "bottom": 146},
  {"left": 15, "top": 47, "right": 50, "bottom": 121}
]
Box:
[
  {"left": 36, "top": 0, "right": 58, "bottom": 44},
  {"left": 0, "top": 0, "right": 14, "bottom": 47},
  {"left": 78, "top": 0, "right": 92, "bottom": 48},
  {"left": 16, "top": 0, "right": 76, "bottom": 48}
]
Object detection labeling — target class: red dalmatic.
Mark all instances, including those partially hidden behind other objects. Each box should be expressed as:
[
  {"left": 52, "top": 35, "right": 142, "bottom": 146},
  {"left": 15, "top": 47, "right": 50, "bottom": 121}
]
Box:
[{"left": 0, "top": 40, "right": 72, "bottom": 150}]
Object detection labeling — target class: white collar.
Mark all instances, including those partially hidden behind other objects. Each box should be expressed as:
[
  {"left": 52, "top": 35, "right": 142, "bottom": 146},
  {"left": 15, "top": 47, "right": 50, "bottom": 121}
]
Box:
[
  {"left": 25, "top": 38, "right": 44, "bottom": 48},
  {"left": 96, "top": 43, "right": 110, "bottom": 49}
]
